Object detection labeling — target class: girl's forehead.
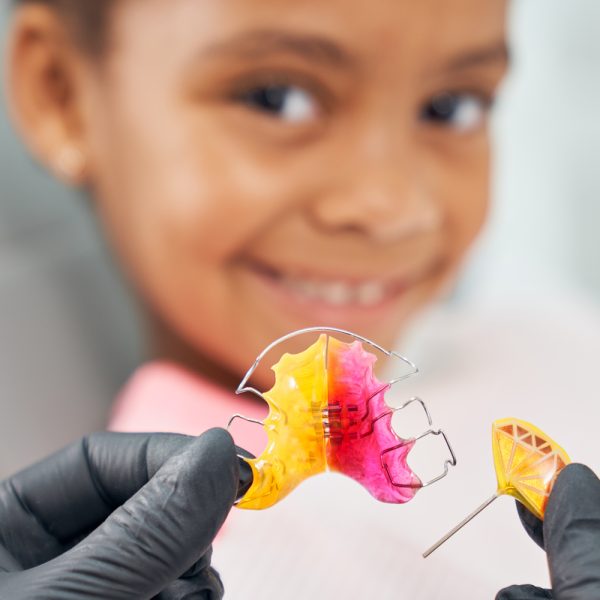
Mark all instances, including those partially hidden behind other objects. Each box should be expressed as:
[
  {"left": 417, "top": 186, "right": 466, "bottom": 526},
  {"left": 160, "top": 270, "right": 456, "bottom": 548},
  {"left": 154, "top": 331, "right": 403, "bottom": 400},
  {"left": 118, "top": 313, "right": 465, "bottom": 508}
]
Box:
[{"left": 114, "top": 0, "right": 508, "bottom": 60}]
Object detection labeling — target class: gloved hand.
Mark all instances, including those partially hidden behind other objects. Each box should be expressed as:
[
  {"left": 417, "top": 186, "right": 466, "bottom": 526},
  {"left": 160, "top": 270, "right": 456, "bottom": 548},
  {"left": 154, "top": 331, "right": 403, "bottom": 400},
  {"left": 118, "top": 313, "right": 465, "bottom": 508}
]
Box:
[
  {"left": 0, "top": 428, "right": 253, "bottom": 599},
  {"left": 496, "top": 463, "right": 600, "bottom": 599}
]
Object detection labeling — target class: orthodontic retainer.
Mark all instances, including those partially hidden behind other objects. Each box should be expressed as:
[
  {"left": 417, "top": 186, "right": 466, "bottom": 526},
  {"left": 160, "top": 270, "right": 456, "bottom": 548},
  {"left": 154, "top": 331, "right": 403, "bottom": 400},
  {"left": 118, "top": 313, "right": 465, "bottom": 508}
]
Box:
[{"left": 228, "top": 327, "right": 456, "bottom": 510}]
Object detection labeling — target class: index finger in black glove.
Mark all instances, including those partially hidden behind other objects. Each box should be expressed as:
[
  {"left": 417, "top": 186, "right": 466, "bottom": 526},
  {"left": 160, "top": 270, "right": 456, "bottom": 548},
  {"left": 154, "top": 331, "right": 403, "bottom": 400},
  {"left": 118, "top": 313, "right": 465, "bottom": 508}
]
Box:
[
  {"left": 0, "top": 430, "right": 253, "bottom": 569},
  {"left": 0, "top": 432, "right": 191, "bottom": 568},
  {"left": 0, "top": 428, "right": 253, "bottom": 599}
]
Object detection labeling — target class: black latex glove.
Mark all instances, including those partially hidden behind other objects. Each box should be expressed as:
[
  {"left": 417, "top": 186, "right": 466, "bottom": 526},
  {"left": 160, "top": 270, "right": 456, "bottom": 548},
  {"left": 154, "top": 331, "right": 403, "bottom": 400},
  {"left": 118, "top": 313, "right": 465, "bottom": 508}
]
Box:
[
  {"left": 0, "top": 428, "right": 253, "bottom": 599},
  {"left": 496, "top": 463, "right": 600, "bottom": 599}
]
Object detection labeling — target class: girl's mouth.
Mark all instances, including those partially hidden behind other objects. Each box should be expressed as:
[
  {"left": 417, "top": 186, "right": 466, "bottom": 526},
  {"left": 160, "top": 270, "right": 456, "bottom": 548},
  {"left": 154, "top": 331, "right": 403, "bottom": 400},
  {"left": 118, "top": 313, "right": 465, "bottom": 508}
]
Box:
[
  {"left": 277, "top": 275, "right": 390, "bottom": 307},
  {"left": 240, "top": 258, "right": 441, "bottom": 317}
]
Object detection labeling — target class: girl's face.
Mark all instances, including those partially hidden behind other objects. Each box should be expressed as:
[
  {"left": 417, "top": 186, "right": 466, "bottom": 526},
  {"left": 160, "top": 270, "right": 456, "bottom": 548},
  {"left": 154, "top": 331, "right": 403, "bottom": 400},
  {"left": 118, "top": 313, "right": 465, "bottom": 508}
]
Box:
[{"left": 12, "top": 0, "right": 508, "bottom": 385}]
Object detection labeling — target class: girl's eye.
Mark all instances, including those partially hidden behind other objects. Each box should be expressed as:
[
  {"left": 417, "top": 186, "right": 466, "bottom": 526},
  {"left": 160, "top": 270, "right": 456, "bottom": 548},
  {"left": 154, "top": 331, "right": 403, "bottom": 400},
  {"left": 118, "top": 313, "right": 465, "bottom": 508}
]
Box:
[
  {"left": 421, "top": 92, "right": 491, "bottom": 132},
  {"left": 238, "top": 84, "right": 318, "bottom": 123}
]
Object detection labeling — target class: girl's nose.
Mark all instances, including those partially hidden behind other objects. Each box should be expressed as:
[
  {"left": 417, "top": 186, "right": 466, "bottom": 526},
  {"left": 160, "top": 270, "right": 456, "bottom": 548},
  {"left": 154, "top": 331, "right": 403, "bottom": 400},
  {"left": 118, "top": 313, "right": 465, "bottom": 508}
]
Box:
[{"left": 307, "top": 160, "right": 443, "bottom": 244}]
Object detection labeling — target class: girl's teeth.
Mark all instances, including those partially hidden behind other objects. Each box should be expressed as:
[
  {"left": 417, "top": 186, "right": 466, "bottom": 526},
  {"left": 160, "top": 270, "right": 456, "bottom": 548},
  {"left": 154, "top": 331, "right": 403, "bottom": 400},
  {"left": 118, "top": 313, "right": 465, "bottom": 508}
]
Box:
[
  {"left": 357, "top": 281, "right": 385, "bottom": 306},
  {"left": 283, "top": 277, "right": 386, "bottom": 307},
  {"left": 322, "top": 282, "right": 353, "bottom": 306},
  {"left": 289, "top": 279, "right": 319, "bottom": 299}
]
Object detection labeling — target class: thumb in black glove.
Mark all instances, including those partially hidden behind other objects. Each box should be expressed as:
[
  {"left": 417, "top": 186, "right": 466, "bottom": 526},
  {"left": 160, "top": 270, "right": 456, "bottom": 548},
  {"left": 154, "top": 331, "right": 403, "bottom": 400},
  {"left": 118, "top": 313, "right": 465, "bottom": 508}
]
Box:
[
  {"left": 496, "top": 463, "right": 600, "bottom": 599},
  {"left": 0, "top": 428, "right": 253, "bottom": 599}
]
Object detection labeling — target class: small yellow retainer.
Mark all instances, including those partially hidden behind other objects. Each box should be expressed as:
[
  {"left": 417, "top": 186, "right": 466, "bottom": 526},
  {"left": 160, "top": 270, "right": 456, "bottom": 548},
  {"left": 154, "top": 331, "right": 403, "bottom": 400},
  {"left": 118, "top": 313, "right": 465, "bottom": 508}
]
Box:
[
  {"left": 492, "top": 417, "right": 570, "bottom": 519},
  {"left": 423, "top": 417, "right": 571, "bottom": 558}
]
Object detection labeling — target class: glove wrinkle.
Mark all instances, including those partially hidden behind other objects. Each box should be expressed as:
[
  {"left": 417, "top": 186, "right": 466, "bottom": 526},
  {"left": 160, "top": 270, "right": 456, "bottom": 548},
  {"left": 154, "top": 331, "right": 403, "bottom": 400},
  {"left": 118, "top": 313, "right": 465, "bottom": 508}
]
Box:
[
  {"left": 180, "top": 548, "right": 212, "bottom": 579},
  {"left": 155, "top": 564, "right": 225, "bottom": 600},
  {"left": 0, "top": 545, "right": 23, "bottom": 573},
  {"left": 0, "top": 479, "right": 63, "bottom": 568},
  {"left": 83, "top": 434, "right": 130, "bottom": 510}
]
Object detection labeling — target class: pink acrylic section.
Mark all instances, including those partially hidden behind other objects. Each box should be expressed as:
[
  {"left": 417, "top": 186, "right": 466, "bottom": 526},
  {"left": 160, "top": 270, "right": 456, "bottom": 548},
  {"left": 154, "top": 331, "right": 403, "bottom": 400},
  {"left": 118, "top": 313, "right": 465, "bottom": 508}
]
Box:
[{"left": 326, "top": 339, "right": 421, "bottom": 503}]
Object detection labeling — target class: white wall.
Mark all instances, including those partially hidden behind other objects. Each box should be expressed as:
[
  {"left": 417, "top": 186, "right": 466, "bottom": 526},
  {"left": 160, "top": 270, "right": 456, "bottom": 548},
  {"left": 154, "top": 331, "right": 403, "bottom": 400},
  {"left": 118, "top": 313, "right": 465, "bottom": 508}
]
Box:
[{"left": 466, "top": 0, "right": 600, "bottom": 303}]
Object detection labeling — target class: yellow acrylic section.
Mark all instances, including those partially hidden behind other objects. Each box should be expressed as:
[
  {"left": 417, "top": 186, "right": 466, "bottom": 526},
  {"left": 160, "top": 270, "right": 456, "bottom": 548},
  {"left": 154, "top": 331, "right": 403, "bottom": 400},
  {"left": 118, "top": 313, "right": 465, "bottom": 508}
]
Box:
[
  {"left": 237, "top": 335, "right": 329, "bottom": 509},
  {"left": 492, "top": 418, "right": 570, "bottom": 519}
]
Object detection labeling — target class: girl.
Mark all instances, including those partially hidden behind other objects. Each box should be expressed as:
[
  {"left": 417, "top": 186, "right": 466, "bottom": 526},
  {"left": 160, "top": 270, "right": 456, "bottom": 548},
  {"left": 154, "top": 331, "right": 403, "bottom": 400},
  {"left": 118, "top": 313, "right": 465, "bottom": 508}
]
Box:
[{"left": 6, "top": 0, "right": 600, "bottom": 597}]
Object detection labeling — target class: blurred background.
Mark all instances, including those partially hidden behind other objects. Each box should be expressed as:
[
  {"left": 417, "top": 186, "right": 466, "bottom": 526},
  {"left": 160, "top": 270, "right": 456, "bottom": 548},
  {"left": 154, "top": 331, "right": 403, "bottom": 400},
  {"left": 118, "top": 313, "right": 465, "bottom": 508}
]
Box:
[
  {"left": 1, "top": 0, "right": 600, "bottom": 475},
  {"left": 470, "top": 0, "right": 600, "bottom": 303}
]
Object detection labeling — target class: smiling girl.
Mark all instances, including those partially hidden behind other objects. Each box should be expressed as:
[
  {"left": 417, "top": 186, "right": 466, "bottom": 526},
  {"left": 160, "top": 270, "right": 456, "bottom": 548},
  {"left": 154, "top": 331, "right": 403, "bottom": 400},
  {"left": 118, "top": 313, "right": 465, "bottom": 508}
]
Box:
[
  {"left": 9, "top": 0, "right": 507, "bottom": 384},
  {"left": 4, "top": 0, "right": 524, "bottom": 596}
]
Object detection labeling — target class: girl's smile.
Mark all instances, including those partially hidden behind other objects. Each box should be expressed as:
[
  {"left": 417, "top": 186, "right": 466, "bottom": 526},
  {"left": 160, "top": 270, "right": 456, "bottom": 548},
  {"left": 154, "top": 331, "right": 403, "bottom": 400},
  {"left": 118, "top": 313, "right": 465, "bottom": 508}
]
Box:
[
  {"left": 239, "top": 237, "right": 446, "bottom": 322},
  {"left": 240, "top": 256, "right": 445, "bottom": 326}
]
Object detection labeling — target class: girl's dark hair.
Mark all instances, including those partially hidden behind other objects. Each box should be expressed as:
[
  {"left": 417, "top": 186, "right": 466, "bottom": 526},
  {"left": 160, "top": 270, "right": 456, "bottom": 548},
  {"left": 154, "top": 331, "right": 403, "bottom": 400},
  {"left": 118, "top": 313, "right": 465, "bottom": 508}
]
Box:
[{"left": 15, "top": 0, "right": 114, "bottom": 55}]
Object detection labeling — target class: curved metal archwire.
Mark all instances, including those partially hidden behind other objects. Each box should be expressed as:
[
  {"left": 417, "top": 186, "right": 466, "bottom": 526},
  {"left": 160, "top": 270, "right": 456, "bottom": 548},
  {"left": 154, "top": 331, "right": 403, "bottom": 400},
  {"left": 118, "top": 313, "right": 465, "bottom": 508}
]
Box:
[{"left": 236, "top": 326, "right": 419, "bottom": 404}]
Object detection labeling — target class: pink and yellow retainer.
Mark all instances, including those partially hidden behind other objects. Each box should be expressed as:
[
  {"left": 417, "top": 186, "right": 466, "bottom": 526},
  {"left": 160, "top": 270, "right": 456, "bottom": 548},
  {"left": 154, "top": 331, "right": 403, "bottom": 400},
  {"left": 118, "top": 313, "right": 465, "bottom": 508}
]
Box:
[{"left": 233, "top": 330, "right": 453, "bottom": 510}]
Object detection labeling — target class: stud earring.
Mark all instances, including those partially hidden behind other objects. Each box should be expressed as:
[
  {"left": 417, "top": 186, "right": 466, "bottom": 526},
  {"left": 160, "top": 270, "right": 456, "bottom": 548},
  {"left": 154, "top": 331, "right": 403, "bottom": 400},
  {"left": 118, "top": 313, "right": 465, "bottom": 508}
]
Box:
[{"left": 56, "top": 146, "right": 86, "bottom": 182}]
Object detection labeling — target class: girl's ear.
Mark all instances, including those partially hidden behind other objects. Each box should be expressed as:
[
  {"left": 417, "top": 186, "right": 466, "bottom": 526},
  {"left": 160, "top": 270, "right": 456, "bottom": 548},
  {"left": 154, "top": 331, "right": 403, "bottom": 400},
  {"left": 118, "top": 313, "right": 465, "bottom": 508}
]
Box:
[{"left": 6, "top": 4, "right": 92, "bottom": 186}]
